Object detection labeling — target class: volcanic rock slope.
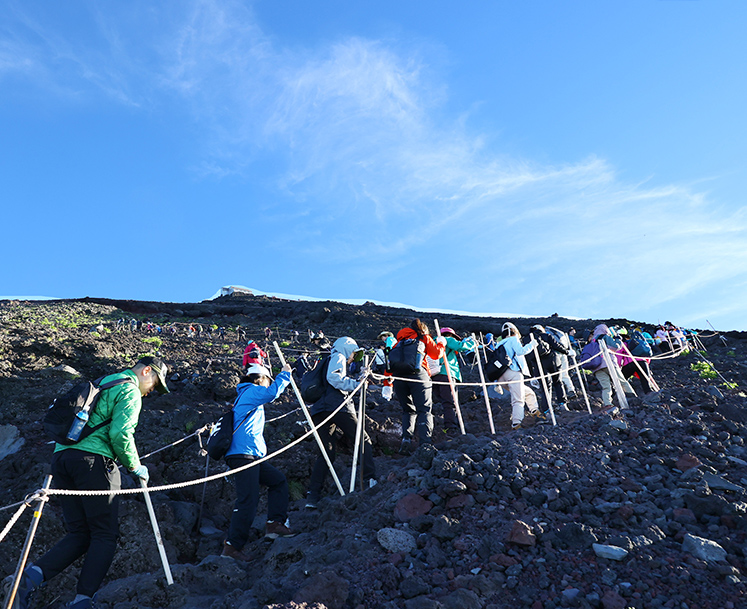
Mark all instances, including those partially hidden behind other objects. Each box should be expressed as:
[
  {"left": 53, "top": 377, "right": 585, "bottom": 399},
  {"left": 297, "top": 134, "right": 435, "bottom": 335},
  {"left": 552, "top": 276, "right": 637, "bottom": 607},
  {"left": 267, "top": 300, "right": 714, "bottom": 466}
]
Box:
[{"left": 1, "top": 295, "right": 747, "bottom": 609}]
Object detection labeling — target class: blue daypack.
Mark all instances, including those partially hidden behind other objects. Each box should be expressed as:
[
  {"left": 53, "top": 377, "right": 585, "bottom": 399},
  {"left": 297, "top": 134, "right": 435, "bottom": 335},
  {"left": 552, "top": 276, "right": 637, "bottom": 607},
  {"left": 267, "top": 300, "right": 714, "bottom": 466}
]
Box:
[{"left": 627, "top": 330, "right": 653, "bottom": 358}]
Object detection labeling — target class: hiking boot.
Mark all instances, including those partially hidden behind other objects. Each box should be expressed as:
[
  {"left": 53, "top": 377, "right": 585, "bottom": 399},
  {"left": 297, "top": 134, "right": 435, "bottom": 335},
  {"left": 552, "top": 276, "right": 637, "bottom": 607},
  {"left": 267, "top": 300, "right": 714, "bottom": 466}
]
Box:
[
  {"left": 305, "top": 491, "right": 319, "bottom": 509},
  {"left": 265, "top": 520, "right": 296, "bottom": 539},
  {"left": 398, "top": 439, "right": 413, "bottom": 456},
  {"left": 4, "top": 565, "right": 44, "bottom": 609},
  {"left": 558, "top": 402, "right": 570, "bottom": 412},
  {"left": 511, "top": 422, "right": 522, "bottom": 430},
  {"left": 529, "top": 409, "right": 549, "bottom": 423},
  {"left": 221, "top": 541, "right": 250, "bottom": 561},
  {"left": 67, "top": 596, "right": 94, "bottom": 609}
]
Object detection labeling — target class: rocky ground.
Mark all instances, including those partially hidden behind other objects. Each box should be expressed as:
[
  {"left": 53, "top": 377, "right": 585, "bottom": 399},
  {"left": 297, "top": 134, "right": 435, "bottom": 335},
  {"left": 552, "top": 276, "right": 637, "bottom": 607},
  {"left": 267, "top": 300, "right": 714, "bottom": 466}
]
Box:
[{"left": 1, "top": 294, "right": 746, "bottom": 609}]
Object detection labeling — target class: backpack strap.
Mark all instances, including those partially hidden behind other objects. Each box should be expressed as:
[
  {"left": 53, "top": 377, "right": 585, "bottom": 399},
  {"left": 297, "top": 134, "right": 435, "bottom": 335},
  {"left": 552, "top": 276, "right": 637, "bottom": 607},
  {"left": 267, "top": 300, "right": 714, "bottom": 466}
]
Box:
[
  {"left": 86, "top": 377, "right": 139, "bottom": 434},
  {"left": 231, "top": 393, "right": 255, "bottom": 435}
]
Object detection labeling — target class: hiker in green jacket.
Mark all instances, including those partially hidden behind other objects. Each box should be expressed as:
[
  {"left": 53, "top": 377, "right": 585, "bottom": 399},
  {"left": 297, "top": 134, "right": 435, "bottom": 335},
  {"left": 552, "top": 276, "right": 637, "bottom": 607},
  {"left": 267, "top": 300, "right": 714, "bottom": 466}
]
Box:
[
  {"left": 431, "top": 328, "right": 475, "bottom": 430},
  {"left": 8, "top": 357, "right": 169, "bottom": 609}
]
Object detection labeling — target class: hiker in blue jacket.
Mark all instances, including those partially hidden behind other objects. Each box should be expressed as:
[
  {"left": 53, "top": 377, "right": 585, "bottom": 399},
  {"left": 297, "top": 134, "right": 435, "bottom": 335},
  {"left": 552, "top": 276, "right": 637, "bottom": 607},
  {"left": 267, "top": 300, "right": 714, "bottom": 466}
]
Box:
[
  {"left": 495, "top": 322, "right": 545, "bottom": 430},
  {"left": 221, "top": 363, "right": 296, "bottom": 561}
]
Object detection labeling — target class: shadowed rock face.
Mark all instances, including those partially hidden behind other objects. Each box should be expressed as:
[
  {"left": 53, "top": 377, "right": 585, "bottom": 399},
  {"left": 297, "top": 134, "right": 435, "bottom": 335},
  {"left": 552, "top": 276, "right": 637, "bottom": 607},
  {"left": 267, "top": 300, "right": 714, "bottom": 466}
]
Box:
[{"left": 1, "top": 296, "right": 747, "bottom": 608}]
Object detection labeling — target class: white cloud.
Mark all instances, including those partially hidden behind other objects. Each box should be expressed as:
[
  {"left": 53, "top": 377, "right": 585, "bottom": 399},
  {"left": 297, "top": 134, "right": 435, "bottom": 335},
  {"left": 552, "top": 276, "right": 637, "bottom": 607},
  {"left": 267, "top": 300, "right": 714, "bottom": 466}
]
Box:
[{"left": 2, "top": 0, "right": 746, "bottom": 328}]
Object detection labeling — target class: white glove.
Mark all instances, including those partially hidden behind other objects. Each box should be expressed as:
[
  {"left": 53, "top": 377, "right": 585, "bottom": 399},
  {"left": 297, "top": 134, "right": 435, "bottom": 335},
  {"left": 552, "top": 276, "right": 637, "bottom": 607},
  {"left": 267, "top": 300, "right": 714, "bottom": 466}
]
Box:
[
  {"left": 382, "top": 385, "right": 393, "bottom": 401},
  {"left": 529, "top": 338, "right": 538, "bottom": 349},
  {"left": 436, "top": 336, "right": 447, "bottom": 347},
  {"left": 131, "top": 464, "right": 149, "bottom": 483},
  {"left": 568, "top": 349, "right": 577, "bottom": 359}
]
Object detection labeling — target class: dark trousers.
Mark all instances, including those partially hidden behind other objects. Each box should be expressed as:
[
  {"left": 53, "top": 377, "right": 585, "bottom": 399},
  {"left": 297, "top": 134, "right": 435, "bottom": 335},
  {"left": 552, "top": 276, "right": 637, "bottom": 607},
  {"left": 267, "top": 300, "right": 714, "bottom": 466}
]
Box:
[
  {"left": 225, "top": 455, "right": 288, "bottom": 550},
  {"left": 35, "top": 450, "right": 120, "bottom": 598},
  {"left": 432, "top": 374, "right": 458, "bottom": 427},
  {"left": 308, "top": 410, "right": 376, "bottom": 496},
  {"left": 621, "top": 361, "right": 652, "bottom": 394},
  {"left": 531, "top": 356, "right": 567, "bottom": 410},
  {"left": 393, "top": 369, "right": 433, "bottom": 443}
]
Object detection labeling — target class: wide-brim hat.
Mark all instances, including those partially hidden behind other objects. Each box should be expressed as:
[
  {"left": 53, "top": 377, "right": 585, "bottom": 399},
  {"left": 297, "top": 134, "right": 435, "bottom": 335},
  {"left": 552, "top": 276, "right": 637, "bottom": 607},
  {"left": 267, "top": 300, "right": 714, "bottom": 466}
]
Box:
[
  {"left": 137, "top": 356, "right": 170, "bottom": 394},
  {"left": 440, "top": 327, "right": 460, "bottom": 340}
]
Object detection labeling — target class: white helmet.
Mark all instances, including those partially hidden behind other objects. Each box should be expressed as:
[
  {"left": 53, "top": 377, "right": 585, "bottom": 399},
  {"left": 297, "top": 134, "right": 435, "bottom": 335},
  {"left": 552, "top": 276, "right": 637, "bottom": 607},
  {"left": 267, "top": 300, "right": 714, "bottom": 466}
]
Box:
[{"left": 245, "top": 364, "right": 272, "bottom": 379}]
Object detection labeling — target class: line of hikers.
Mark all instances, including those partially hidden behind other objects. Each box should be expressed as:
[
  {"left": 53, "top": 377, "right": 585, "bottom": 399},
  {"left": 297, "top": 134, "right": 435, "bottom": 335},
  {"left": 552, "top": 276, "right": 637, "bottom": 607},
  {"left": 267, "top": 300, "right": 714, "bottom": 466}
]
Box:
[{"left": 8, "top": 317, "right": 680, "bottom": 608}]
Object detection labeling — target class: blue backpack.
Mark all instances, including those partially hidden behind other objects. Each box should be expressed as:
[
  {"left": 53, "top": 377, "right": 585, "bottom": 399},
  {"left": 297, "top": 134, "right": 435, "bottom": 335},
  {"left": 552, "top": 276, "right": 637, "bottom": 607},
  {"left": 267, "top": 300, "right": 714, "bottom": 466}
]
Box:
[{"left": 627, "top": 330, "right": 653, "bottom": 358}]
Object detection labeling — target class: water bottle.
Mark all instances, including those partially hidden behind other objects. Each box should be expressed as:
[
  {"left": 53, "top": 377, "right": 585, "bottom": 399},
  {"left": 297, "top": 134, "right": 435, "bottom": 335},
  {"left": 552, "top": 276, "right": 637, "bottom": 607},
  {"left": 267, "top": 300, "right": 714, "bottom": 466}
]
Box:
[
  {"left": 66, "top": 409, "right": 90, "bottom": 442},
  {"left": 416, "top": 341, "right": 425, "bottom": 371}
]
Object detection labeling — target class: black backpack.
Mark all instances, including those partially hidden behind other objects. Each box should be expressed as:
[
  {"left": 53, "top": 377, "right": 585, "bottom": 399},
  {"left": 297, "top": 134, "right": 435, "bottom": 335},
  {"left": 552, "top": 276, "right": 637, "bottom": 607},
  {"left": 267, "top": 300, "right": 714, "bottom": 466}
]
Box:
[
  {"left": 44, "top": 377, "right": 136, "bottom": 445},
  {"left": 300, "top": 356, "right": 331, "bottom": 404},
  {"left": 534, "top": 335, "right": 552, "bottom": 358},
  {"left": 206, "top": 400, "right": 254, "bottom": 461},
  {"left": 484, "top": 343, "right": 512, "bottom": 381},
  {"left": 387, "top": 338, "right": 424, "bottom": 375}
]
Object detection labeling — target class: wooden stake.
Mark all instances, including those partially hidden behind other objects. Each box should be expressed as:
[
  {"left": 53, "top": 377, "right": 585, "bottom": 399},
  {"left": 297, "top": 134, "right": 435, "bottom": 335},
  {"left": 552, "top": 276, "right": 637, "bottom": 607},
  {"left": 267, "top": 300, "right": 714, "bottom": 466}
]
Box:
[
  {"left": 530, "top": 334, "right": 556, "bottom": 426},
  {"left": 471, "top": 333, "right": 495, "bottom": 434},
  {"left": 273, "top": 342, "right": 345, "bottom": 496}
]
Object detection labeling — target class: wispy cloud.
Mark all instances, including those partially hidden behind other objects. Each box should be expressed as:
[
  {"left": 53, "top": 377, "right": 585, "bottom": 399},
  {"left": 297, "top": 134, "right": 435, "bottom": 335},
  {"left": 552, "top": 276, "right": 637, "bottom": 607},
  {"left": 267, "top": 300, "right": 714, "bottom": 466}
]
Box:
[{"left": 2, "top": 0, "right": 745, "bottom": 327}]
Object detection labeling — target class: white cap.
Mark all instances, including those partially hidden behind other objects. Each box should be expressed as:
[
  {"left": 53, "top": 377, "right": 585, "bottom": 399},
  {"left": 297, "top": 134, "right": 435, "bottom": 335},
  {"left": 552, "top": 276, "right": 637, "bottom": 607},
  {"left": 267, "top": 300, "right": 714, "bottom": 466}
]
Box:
[{"left": 246, "top": 364, "right": 272, "bottom": 379}]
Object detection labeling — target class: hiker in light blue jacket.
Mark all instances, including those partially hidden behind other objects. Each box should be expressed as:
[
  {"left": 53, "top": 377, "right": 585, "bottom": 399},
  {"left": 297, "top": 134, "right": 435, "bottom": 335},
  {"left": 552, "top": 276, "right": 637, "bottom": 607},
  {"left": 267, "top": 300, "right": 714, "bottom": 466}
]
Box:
[{"left": 494, "top": 322, "right": 545, "bottom": 430}]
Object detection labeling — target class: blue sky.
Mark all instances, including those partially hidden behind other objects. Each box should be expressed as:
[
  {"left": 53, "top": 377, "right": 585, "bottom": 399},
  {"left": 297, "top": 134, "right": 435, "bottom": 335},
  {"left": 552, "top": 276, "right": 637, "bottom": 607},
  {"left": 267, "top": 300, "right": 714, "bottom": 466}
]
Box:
[{"left": 2, "top": 1, "right": 746, "bottom": 330}]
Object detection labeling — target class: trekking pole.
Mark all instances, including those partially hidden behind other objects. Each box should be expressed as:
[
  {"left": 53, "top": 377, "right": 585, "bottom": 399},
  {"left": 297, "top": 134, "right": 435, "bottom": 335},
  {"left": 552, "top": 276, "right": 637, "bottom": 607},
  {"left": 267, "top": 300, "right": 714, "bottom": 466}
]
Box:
[
  {"left": 529, "top": 334, "right": 556, "bottom": 426},
  {"left": 139, "top": 479, "right": 173, "bottom": 585},
  {"left": 479, "top": 333, "right": 487, "bottom": 363},
  {"left": 570, "top": 353, "right": 592, "bottom": 414},
  {"left": 598, "top": 342, "right": 630, "bottom": 410},
  {"left": 350, "top": 356, "right": 369, "bottom": 493},
  {"left": 471, "top": 333, "right": 495, "bottom": 434},
  {"left": 434, "top": 320, "right": 466, "bottom": 435},
  {"left": 272, "top": 342, "right": 345, "bottom": 496},
  {"left": 4, "top": 476, "right": 52, "bottom": 609}
]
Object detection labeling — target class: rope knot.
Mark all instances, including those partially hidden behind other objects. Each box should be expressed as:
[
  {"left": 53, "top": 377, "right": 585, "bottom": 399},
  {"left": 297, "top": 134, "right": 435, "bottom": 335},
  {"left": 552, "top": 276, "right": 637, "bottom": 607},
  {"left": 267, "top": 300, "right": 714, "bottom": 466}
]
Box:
[{"left": 24, "top": 489, "right": 49, "bottom": 506}]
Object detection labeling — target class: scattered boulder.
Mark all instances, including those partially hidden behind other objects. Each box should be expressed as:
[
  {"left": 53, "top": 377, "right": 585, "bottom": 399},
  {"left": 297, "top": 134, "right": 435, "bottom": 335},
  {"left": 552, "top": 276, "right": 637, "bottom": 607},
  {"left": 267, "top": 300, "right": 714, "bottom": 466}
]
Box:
[
  {"left": 592, "top": 543, "right": 628, "bottom": 561},
  {"left": 676, "top": 454, "right": 702, "bottom": 471},
  {"left": 377, "top": 528, "right": 417, "bottom": 553},
  {"left": 394, "top": 493, "right": 434, "bottom": 522},
  {"left": 293, "top": 571, "right": 349, "bottom": 609},
  {"left": 0, "top": 425, "right": 24, "bottom": 462},
  {"left": 506, "top": 520, "right": 536, "bottom": 546},
  {"left": 682, "top": 534, "right": 727, "bottom": 562}
]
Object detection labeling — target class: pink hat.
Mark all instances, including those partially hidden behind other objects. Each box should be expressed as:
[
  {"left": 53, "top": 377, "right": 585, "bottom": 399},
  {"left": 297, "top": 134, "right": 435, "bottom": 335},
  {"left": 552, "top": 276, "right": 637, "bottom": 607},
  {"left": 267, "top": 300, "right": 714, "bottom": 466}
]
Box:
[{"left": 440, "top": 327, "right": 460, "bottom": 339}]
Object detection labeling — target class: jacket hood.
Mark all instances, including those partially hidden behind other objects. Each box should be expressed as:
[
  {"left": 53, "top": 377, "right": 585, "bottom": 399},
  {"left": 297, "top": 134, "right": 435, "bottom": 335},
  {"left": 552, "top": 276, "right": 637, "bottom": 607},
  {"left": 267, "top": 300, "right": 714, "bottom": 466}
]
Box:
[
  {"left": 593, "top": 324, "right": 610, "bottom": 340},
  {"left": 396, "top": 327, "right": 421, "bottom": 341},
  {"left": 332, "top": 336, "right": 360, "bottom": 360}
]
